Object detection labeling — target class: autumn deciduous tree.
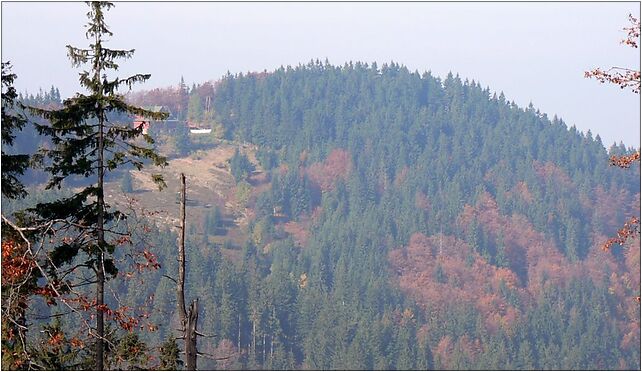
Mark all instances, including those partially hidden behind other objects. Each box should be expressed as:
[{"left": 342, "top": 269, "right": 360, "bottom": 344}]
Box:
[
  {"left": 1, "top": 238, "right": 37, "bottom": 369},
  {"left": 585, "top": 14, "right": 641, "bottom": 253},
  {"left": 586, "top": 14, "right": 641, "bottom": 169},
  {"left": 586, "top": 14, "right": 641, "bottom": 95},
  {"left": 306, "top": 148, "right": 352, "bottom": 193}
]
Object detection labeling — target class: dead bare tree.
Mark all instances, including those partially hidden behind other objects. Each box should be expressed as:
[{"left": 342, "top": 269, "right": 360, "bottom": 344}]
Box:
[
  {"left": 175, "top": 173, "right": 238, "bottom": 369},
  {"left": 177, "top": 173, "right": 200, "bottom": 370}
]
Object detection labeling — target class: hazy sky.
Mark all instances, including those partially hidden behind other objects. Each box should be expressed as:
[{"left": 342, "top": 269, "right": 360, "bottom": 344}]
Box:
[{"left": 2, "top": 2, "right": 640, "bottom": 148}]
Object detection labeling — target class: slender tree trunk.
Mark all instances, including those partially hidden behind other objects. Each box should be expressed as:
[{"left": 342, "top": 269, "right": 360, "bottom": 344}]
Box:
[
  {"left": 96, "top": 267, "right": 104, "bottom": 370},
  {"left": 92, "top": 26, "right": 107, "bottom": 370},
  {"left": 270, "top": 308, "right": 275, "bottom": 359},
  {"left": 252, "top": 314, "right": 256, "bottom": 357},
  {"left": 178, "top": 174, "right": 198, "bottom": 370},
  {"left": 185, "top": 299, "right": 199, "bottom": 370},
  {"left": 96, "top": 106, "right": 105, "bottom": 371},
  {"left": 178, "top": 174, "right": 187, "bottom": 322}
]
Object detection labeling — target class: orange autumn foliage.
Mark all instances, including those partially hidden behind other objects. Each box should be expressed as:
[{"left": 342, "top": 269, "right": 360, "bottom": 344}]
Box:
[
  {"left": 610, "top": 151, "right": 641, "bottom": 168},
  {"left": 601, "top": 216, "right": 640, "bottom": 252},
  {"left": 1, "top": 240, "right": 35, "bottom": 285},
  {"left": 280, "top": 207, "right": 322, "bottom": 248},
  {"left": 457, "top": 192, "right": 572, "bottom": 296},
  {"left": 283, "top": 220, "right": 311, "bottom": 247},
  {"left": 585, "top": 14, "right": 640, "bottom": 93},
  {"left": 388, "top": 232, "right": 526, "bottom": 334},
  {"left": 592, "top": 186, "right": 633, "bottom": 235},
  {"left": 434, "top": 334, "right": 483, "bottom": 369},
  {"left": 512, "top": 181, "right": 534, "bottom": 204},
  {"left": 390, "top": 189, "right": 639, "bottom": 342},
  {"left": 532, "top": 160, "right": 573, "bottom": 190},
  {"left": 306, "top": 148, "right": 352, "bottom": 192},
  {"left": 435, "top": 336, "right": 455, "bottom": 369}
]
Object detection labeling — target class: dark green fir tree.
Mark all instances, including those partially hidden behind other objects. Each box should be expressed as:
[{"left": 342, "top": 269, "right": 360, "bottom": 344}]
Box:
[
  {"left": 1, "top": 62, "right": 30, "bottom": 199},
  {"left": 28, "top": 2, "right": 167, "bottom": 369}
]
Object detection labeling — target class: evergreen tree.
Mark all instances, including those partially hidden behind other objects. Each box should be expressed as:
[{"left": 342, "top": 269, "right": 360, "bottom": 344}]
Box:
[
  {"left": 516, "top": 339, "right": 535, "bottom": 370},
  {"left": 28, "top": 3, "right": 167, "bottom": 369},
  {"left": 418, "top": 335, "right": 434, "bottom": 370},
  {"left": 1, "top": 62, "right": 30, "bottom": 199},
  {"left": 159, "top": 337, "right": 182, "bottom": 370},
  {"left": 187, "top": 92, "right": 202, "bottom": 123},
  {"left": 230, "top": 148, "right": 255, "bottom": 183},
  {"left": 113, "top": 332, "right": 149, "bottom": 370},
  {"left": 177, "top": 76, "right": 189, "bottom": 120},
  {"left": 173, "top": 126, "right": 191, "bottom": 156},
  {"left": 205, "top": 205, "right": 223, "bottom": 236}
]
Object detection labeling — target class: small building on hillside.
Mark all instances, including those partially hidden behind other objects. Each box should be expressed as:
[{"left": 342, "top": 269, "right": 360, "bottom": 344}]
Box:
[
  {"left": 187, "top": 120, "right": 213, "bottom": 135},
  {"left": 133, "top": 106, "right": 174, "bottom": 134}
]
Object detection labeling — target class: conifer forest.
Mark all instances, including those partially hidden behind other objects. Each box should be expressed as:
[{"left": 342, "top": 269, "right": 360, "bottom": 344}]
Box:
[{"left": 1, "top": 2, "right": 640, "bottom": 371}]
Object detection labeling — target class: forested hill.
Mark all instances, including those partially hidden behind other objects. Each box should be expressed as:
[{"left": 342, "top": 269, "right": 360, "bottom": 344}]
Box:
[
  {"left": 214, "top": 60, "right": 638, "bottom": 189},
  {"left": 169, "top": 60, "right": 637, "bottom": 369},
  {"left": 19, "top": 61, "right": 639, "bottom": 369},
  {"left": 212, "top": 60, "right": 639, "bottom": 256}
]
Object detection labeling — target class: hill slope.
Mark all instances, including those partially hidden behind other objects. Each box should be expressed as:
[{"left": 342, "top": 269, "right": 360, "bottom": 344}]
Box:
[{"left": 116, "top": 61, "right": 640, "bottom": 369}]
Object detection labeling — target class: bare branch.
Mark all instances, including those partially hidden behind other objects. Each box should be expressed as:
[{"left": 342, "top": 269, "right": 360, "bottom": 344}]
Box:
[
  {"left": 195, "top": 331, "right": 217, "bottom": 338},
  {"left": 162, "top": 274, "right": 178, "bottom": 284},
  {"left": 1, "top": 214, "right": 117, "bottom": 350},
  {"left": 196, "top": 351, "right": 234, "bottom": 361}
]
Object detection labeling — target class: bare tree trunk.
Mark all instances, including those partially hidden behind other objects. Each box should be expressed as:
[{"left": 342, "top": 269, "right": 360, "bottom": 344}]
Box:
[
  {"left": 270, "top": 308, "right": 275, "bottom": 359},
  {"left": 178, "top": 174, "right": 187, "bottom": 322},
  {"left": 252, "top": 313, "right": 256, "bottom": 357},
  {"left": 96, "top": 267, "right": 104, "bottom": 370},
  {"left": 178, "top": 174, "right": 199, "bottom": 371},
  {"left": 185, "top": 299, "right": 199, "bottom": 370}
]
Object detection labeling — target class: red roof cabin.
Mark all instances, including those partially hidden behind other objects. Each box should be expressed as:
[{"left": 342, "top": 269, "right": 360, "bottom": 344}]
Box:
[{"left": 133, "top": 106, "right": 173, "bottom": 135}]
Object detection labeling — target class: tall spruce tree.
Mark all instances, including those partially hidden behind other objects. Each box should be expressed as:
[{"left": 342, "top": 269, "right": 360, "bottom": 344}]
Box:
[
  {"left": 29, "top": 2, "right": 167, "bottom": 369},
  {"left": 1, "top": 62, "right": 30, "bottom": 199}
]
